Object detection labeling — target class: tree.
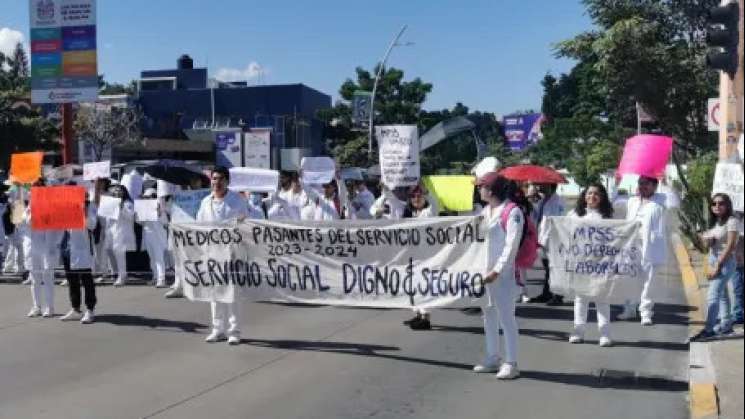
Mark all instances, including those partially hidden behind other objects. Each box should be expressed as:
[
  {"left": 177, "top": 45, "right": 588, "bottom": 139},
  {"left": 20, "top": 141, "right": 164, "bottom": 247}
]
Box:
[{"left": 74, "top": 105, "right": 143, "bottom": 161}]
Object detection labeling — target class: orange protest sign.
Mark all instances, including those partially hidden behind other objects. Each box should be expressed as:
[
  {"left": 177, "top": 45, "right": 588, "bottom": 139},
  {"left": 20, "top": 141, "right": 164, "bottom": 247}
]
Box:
[
  {"left": 30, "top": 186, "right": 86, "bottom": 231},
  {"left": 9, "top": 152, "right": 44, "bottom": 184}
]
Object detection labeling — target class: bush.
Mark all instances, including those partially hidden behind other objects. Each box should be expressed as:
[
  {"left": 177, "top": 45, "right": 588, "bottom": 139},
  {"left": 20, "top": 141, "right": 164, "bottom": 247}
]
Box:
[{"left": 678, "top": 152, "right": 717, "bottom": 252}]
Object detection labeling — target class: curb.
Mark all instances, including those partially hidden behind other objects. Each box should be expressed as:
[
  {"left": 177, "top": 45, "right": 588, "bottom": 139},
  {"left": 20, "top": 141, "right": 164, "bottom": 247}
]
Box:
[{"left": 671, "top": 233, "right": 719, "bottom": 419}]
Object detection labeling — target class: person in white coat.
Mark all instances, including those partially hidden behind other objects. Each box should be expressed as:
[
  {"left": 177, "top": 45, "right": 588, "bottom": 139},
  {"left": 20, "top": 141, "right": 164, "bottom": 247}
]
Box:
[
  {"left": 60, "top": 195, "right": 98, "bottom": 323},
  {"left": 300, "top": 176, "right": 348, "bottom": 221},
  {"left": 3, "top": 188, "right": 26, "bottom": 275},
  {"left": 267, "top": 173, "right": 306, "bottom": 220},
  {"left": 531, "top": 183, "right": 566, "bottom": 305},
  {"left": 197, "top": 166, "right": 250, "bottom": 345},
  {"left": 370, "top": 186, "right": 407, "bottom": 220},
  {"left": 348, "top": 180, "right": 376, "bottom": 220},
  {"left": 102, "top": 184, "right": 136, "bottom": 287},
  {"left": 140, "top": 188, "right": 169, "bottom": 288},
  {"left": 23, "top": 181, "right": 64, "bottom": 318},
  {"left": 618, "top": 175, "right": 667, "bottom": 325},
  {"left": 565, "top": 183, "right": 615, "bottom": 347},
  {"left": 473, "top": 172, "right": 524, "bottom": 380}
]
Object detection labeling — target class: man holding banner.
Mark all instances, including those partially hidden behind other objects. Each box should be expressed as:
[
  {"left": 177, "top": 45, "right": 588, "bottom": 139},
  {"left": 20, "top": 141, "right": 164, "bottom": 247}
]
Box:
[{"left": 197, "top": 166, "right": 251, "bottom": 345}]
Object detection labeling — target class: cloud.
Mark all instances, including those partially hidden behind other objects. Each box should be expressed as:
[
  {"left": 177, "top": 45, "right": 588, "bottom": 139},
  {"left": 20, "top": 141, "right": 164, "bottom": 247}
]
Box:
[
  {"left": 215, "top": 62, "right": 266, "bottom": 82},
  {"left": 0, "top": 27, "right": 25, "bottom": 58}
]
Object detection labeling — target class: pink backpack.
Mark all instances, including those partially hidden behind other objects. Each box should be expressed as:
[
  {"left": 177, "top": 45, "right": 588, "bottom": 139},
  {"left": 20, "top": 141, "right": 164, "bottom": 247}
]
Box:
[{"left": 499, "top": 202, "right": 539, "bottom": 272}]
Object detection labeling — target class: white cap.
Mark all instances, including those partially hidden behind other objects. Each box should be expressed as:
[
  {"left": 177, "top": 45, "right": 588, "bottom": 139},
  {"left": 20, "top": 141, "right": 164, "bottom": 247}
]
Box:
[
  {"left": 143, "top": 188, "right": 157, "bottom": 198},
  {"left": 471, "top": 157, "right": 501, "bottom": 179}
]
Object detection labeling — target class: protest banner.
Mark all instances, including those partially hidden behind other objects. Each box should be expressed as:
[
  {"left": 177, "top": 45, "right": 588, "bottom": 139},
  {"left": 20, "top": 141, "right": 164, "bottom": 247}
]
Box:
[
  {"left": 423, "top": 176, "right": 475, "bottom": 212},
  {"left": 616, "top": 134, "right": 673, "bottom": 179},
  {"left": 543, "top": 216, "right": 643, "bottom": 303},
  {"left": 170, "top": 189, "right": 210, "bottom": 222},
  {"left": 712, "top": 162, "right": 744, "bottom": 212},
  {"left": 300, "top": 157, "right": 335, "bottom": 185},
  {"left": 229, "top": 167, "right": 279, "bottom": 193},
  {"left": 83, "top": 160, "right": 110, "bottom": 180},
  {"left": 30, "top": 186, "right": 86, "bottom": 230},
  {"left": 170, "top": 216, "right": 489, "bottom": 307},
  {"left": 97, "top": 195, "right": 121, "bottom": 220},
  {"left": 376, "top": 125, "right": 420, "bottom": 188},
  {"left": 9, "top": 152, "right": 44, "bottom": 184},
  {"left": 134, "top": 199, "right": 159, "bottom": 222}
]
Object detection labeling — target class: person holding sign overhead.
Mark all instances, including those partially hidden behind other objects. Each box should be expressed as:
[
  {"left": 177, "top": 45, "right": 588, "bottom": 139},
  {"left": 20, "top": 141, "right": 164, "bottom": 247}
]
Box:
[
  {"left": 197, "top": 166, "right": 251, "bottom": 345},
  {"left": 565, "top": 183, "right": 615, "bottom": 347},
  {"left": 473, "top": 172, "right": 525, "bottom": 380}
]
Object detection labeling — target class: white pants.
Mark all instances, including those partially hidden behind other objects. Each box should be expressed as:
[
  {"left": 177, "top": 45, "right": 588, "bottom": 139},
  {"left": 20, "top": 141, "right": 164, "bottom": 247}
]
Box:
[
  {"left": 3, "top": 232, "right": 24, "bottom": 273},
  {"left": 93, "top": 238, "right": 110, "bottom": 276},
  {"left": 26, "top": 244, "right": 55, "bottom": 311},
  {"left": 625, "top": 264, "right": 658, "bottom": 318},
  {"left": 106, "top": 249, "right": 128, "bottom": 282},
  {"left": 145, "top": 242, "right": 165, "bottom": 283},
  {"left": 482, "top": 272, "right": 520, "bottom": 364},
  {"left": 210, "top": 301, "right": 241, "bottom": 336},
  {"left": 574, "top": 296, "right": 611, "bottom": 338}
]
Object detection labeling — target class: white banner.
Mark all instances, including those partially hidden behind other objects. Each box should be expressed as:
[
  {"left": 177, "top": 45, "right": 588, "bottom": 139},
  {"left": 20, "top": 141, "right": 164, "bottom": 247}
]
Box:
[
  {"left": 301, "top": 157, "right": 335, "bottom": 185},
  {"left": 83, "top": 160, "right": 110, "bottom": 180},
  {"left": 544, "top": 216, "right": 643, "bottom": 304},
  {"left": 712, "top": 162, "right": 744, "bottom": 212},
  {"left": 170, "top": 216, "right": 489, "bottom": 307},
  {"left": 244, "top": 131, "right": 271, "bottom": 169},
  {"left": 376, "top": 125, "right": 420, "bottom": 188},
  {"left": 134, "top": 199, "right": 159, "bottom": 222},
  {"left": 170, "top": 189, "right": 210, "bottom": 222},
  {"left": 97, "top": 195, "right": 121, "bottom": 220},
  {"left": 229, "top": 167, "right": 278, "bottom": 193}
]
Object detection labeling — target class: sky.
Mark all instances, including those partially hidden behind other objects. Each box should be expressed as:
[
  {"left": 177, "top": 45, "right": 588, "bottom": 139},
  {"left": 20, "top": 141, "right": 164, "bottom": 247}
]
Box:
[{"left": 2, "top": 0, "right": 593, "bottom": 117}]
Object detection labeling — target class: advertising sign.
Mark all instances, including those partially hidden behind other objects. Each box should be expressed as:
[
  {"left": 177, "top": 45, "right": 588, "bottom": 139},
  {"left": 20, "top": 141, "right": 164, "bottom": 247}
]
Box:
[
  {"left": 502, "top": 113, "right": 544, "bottom": 151},
  {"left": 244, "top": 131, "right": 271, "bottom": 169},
  {"left": 29, "top": 0, "right": 98, "bottom": 104},
  {"left": 215, "top": 131, "right": 242, "bottom": 168}
]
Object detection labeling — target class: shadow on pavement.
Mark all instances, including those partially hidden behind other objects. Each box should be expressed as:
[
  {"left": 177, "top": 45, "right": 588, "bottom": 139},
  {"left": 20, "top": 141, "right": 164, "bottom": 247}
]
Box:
[
  {"left": 520, "top": 370, "right": 688, "bottom": 392},
  {"left": 95, "top": 314, "right": 207, "bottom": 333},
  {"left": 515, "top": 306, "right": 573, "bottom": 321}
]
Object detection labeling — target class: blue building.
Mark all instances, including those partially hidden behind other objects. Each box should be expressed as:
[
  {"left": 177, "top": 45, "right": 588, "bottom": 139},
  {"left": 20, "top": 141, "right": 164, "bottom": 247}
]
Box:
[{"left": 134, "top": 55, "right": 331, "bottom": 167}]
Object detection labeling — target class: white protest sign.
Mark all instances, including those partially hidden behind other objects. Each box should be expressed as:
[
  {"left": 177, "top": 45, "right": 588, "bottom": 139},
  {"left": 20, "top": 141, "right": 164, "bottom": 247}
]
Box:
[
  {"left": 376, "top": 125, "right": 420, "bottom": 188},
  {"left": 300, "top": 157, "right": 335, "bottom": 185},
  {"left": 170, "top": 216, "right": 488, "bottom": 306},
  {"left": 544, "top": 216, "right": 643, "bottom": 304},
  {"left": 83, "top": 161, "right": 111, "bottom": 181},
  {"left": 708, "top": 98, "right": 720, "bottom": 132},
  {"left": 712, "top": 162, "right": 744, "bottom": 212},
  {"left": 229, "top": 167, "right": 279, "bottom": 193},
  {"left": 134, "top": 199, "right": 159, "bottom": 222},
  {"left": 48, "top": 165, "right": 74, "bottom": 181},
  {"left": 170, "top": 189, "right": 210, "bottom": 222},
  {"left": 97, "top": 195, "right": 121, "bottom": 220},
  {"left": 340, "top": 167, "right": 364, "bottom": 181},
  {"left": 244, "top": 131, "right": 271, "bottom": 169}
]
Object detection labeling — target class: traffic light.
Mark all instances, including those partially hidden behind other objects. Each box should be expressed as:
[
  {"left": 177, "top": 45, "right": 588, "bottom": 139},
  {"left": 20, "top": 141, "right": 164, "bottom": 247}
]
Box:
[{"left": 705, "top": 2, "right": 740, "bottom": 77}]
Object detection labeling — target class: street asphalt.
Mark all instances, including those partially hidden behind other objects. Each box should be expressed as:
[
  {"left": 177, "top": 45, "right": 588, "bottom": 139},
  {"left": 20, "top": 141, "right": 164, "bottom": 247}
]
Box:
[{"left": 0, "top": 250, "right": 690, "bottom": 419}]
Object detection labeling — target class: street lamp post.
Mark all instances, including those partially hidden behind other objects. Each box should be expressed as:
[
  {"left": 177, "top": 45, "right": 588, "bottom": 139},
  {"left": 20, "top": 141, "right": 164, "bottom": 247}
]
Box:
[{"left": 368, "top": 25, "right": 409, "bottom": 157}]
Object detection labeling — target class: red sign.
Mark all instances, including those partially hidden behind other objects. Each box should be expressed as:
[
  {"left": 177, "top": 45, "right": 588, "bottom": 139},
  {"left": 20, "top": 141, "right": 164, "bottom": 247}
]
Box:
[{"left": 30, "top": 186, "right": 86, "bottom": 231}]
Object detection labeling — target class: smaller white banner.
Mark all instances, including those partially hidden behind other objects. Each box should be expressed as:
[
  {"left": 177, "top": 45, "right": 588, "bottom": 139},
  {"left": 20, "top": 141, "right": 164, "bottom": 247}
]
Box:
[
  {"left": 134, "top": 199, "right": 159, "bottom": 222},
  {"left": 229, "top": 167, "right": 279, "bottom": 193},
  {"left": 83, "top": 161, "right": 110, "bottom": 181},
  {"left": 98, "top": 195, "right": 121, "bottom": 220},
  {"left": 376, "top": 125, "right": 420, "bottom": 188},
  {"left": 170, "top": 189, "right": 210, "bottom": 222},
  {"left": 545, "top": 216, "right": 643, "bottom": 304},
  {"left": 712, "top": 162, "right": 744, "bottom": 212},
  {"left": 301, "top": 157, "right": 335, "bottom": 185},
  {"left": 244, "top": 131, "right": 271, "bottom": 169}
]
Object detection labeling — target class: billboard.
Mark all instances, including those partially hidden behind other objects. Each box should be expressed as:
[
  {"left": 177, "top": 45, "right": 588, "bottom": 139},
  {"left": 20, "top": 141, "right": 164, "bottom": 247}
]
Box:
[
  {"left": 244, "top": 130, "right": 271, "bottom": 169},
  {"left": 503, "top": 113, "right": 544, "bottom": 151},
  {"left": 215, "top": 131, "right": 242, "bottom": 168},
  {"left": 29, "top": 0, "right": 98, "bottom": 104},
  {"left": 352, "top": 91, "right": 371, "bottom": 129}
]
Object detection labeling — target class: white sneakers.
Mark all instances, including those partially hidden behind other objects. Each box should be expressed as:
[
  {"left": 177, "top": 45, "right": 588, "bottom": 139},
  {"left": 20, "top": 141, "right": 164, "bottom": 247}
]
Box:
[
  {"left": 155, "top": 279, "right": 168, "bottom": 288},
  {"left": 164, "top": 288, "right": 184, "bottom": 299},
  {"left": 641, "top": 316, "right": 653, "bottom": 326},
  {"left": 94, "top": 277, "right": 106, "bottom": 284},
  {"left": 227, "top": 335, "right": 241, "bottom": 345},
  {"left": 599, "top": 336, "right": 613, "bottom": 347},
  {"left": 81, "top": 310, "right": 95, "bottom": 324},
  {"left": 473, "top": 357, "right": 501, "bottom": 373},
  {"left": 27, "top": 307, "right": 42, "bottom": 317},
  {"left": 568, "top": 334, "right": 584, "bottom": 344},
  {"left": 60, "top": 309, "right": 83, "bottom": 321},
  {"left": 113, "top": 278, "right": 125, "bottom": 287},
  {"left": 495, "top": 363, "right": 520, "bottom": 380},
  {"left": 42, "top": 308, "right": 54, "bottom": 318},
  {"left": 205, "top": 331, "right": 227, "bottom": 343}
]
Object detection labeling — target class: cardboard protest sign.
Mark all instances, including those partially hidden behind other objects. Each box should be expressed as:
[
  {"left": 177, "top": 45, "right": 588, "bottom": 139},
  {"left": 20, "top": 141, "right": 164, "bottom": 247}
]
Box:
[
  {"left": 170, "top": 189, "right": 210, "bottom": 222},
  {"left": 97, "top": 195, "right": 121, "bottom": 220},
  {"left": 376, "top": 125, "right": 420, "bottom": 188},
  {"left": 423, "top": 176, "right": 475, "bottom": 212},
  {"left": 300, "top": 157, "right": 335, "bottom": 185},
  {"left": 83, "top": 161, "right": 111, "bottom": 181},
  {"left": 229, "top": 167, "right": 279, "bottom": 193},
  {"left": 712, "top": 162, "right": 744, "bottom": 212},
  {"left": 9, "top": 152, "right": 43, "bottom": 184},
  {"left": 30, "top": 186, "right": 86, "bottom": 231},
  {"left": 170, "top": 216, "right": 488, "bottom": 306},
  {"left": 616, "top": 134, "right": 672, "bottom": 179},
  {"left": 544, "top": 216, "right": 643, "bottom": 304},
  {"left": 134, "top": 199, "right": 159, "bottom": 222}
]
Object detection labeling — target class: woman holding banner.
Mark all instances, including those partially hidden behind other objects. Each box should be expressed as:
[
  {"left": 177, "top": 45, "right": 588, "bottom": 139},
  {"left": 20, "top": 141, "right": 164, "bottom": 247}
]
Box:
[
  {"left": 474, "top": 172, "right": 524, "bottom": 380},
  {"left": 566, "top": 183, "right": 615, "bottom": 347}
]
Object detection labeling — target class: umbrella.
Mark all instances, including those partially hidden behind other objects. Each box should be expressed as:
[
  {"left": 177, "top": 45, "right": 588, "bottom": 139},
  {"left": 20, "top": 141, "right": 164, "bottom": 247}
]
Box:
[
  {"left": 142, "top": 165, "right": 209, "bottom": 187},
  {"left": 499, "top": 165, "right": 567, "bottom": 184}
]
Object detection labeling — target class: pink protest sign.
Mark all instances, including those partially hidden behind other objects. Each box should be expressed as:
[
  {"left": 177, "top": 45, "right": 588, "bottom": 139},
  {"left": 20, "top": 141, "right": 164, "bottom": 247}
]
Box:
[{"left": 616, "top": 134, "right": 673, "bottom": 179}]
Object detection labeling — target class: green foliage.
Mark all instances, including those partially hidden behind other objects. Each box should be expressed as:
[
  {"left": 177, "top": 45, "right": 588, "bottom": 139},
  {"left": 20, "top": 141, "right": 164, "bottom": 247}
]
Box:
[{"left": 678, "top": 152, "right": 717, "bottom": 251}]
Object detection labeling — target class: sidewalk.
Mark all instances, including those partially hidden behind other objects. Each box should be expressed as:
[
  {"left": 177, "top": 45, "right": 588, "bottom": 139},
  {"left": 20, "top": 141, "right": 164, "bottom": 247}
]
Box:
[{"left": 675, "top": 234, "right": 744, "bottom": 419}]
